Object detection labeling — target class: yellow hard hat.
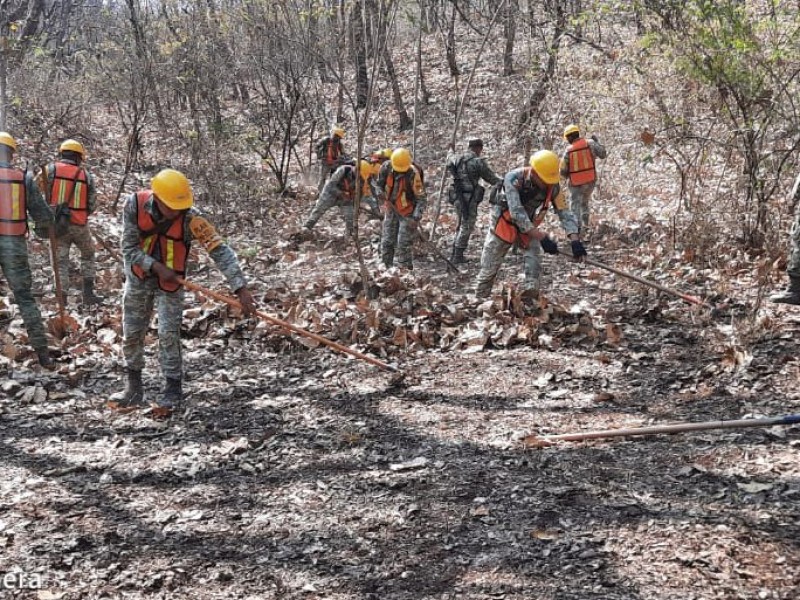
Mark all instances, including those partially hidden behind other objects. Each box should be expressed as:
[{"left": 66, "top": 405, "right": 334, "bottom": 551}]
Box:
[
  {"left": 380, "top": 148, "right": 392, "bottom": 159},
  {"left": 151, "top": 169, "right": 194, "bottom": 210},
  {"left": 332, "top": 127, "right": 345, "bottom": 138},
  {"left": 563, "top": 124, "right": 580, "bottom": 140},
  {"left": 359, "top": 159, "right": 371, "bottom": 180},
  {"left": 530, "top": 150, "right": 560, "bottom": 185},
  {"left": 390, "top": 148, "right": 412, "bottom": 173},
  {"left": 59, "top": 139, "right": 86, "bottom": 157},
  {"left": 0, "top": 132, "right": 17, "bottom": 152}
]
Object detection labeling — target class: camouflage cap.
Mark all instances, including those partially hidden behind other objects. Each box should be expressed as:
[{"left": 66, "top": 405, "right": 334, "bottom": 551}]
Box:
[{"left": 467, "top": 138, "right": 484, "bottom": 148}]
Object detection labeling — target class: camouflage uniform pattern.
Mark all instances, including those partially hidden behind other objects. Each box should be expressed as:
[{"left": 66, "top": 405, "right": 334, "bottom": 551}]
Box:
[
  {"left": 0, "top": 163, "right": 53, "bottom": 353},
  {"left": 560, "top": 138, "right": 606, "bottom": 230},
  {"left": 788, "top": 174, "right": 800, "bottom": 279},
  {"left": 121, "top": 193, "right": 247, "bottom": 379},
  {"left": 317, "top": 136, "right": 345, "bottom": 193},
  {"left": 46, "top": 161, "right": 97, "bottom": 289},
  {"left": 447, "top": 149, "right": 501, "bottom": 251},
  {"left": 376, "top": 161, "right": 427, "bottom": 268},
  {"left": 54, "top": 225, "right": 95, "bottom": 289},
  {"left": 475, "top": 167, "right": 578, "bottom": 297},
  {"left": 304, "top": 164, "right": 379, "bottom": 236}
]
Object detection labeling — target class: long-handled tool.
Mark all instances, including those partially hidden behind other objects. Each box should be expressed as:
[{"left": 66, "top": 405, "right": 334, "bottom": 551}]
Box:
[
  {"left": 560, "top": 250, "right": 711, "bottom": 308},
  {"left": 178, "top": 278, "right": 399, "bottom": 372},
  {"left": 524, "top": 414, "right": 800, "bottom": 448},
  {"left": 39, "top": 168, "right": 78, "bottom": 337}
]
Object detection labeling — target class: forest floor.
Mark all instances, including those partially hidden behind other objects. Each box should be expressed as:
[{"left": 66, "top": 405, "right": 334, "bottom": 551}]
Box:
[
  {"left": 3, "top": 193, "right": 800, "bottom": 599},
  {"left": 3, "top": 19, "right": 800, "bottom": 600}
]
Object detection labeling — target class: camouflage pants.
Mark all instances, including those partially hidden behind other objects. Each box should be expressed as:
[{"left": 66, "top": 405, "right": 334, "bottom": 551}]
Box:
[
  {"left": 475, "top": 230, "right": 542, "bottom": 297},
  {"left": 54, "top": 223, "right": 95, "bottom": 289},
  {"left": 453, "top": 194, "right": 480, "bottom": 251},
  {"left": 0, "top": 237, "right": 48, "bottom": 352},
  {"left": 569, "top": 182, "right": 595, "bottom": 231},
  {"left": 381, "top": 210, "right": 416, "bottom": 268},
  {"left": 122, "top": 276, "right": 184, "bottom": 380},
  {"left": 317, "top": 165, "right": 334, "bottom": 193},
  {"left": 305, "top": 189, "right": 355, "bottom": 235},
  {"left": 788, "top": 203, "right": 800, "bottom": 279}
]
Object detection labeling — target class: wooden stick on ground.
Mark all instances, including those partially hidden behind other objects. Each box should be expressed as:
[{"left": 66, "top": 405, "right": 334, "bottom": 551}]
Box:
[
  {"left": 560, "top": 250, "right": 711, "bottom": 308},
  {"left": 179, "top": 278, "right": 399, "bottom": 372},
  {"left": 525, "top": 414, "right": 800, "bottom": 448}
]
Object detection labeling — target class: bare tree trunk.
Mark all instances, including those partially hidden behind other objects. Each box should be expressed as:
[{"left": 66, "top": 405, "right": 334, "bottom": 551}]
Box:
[
  {"left": 352, "top": 0, "right": 368, "bottom": 108},
  {"left": 445, "top": 4, "right": 459, "bottom": 78},
  {"left": 429, "top": 0, "right": 510, "bottom": 241},
  {"left": 416, "top": 4, "right": 431, "bottom": 106},
  {"left": 383, "top": 47, "right": 413, "bottom": 131},
  {"left": 502, "top": 0, "right": 517, "bottom": 75},
  {"left": 53, "top": 0, "right": 74, "bottom": 60},
  {"left": 516, "top": 1, "right": 564, "bottom": 155}
]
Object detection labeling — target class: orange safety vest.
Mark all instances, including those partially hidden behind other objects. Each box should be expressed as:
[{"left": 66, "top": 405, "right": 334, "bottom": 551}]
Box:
[
  {"left": 339, "top": 170, "right": 355, "bottom": 202},
  {"left": 384, "top": 170, "right": 416, "bottom": 217},
  {"left": 493, "top": 169, "right": 554, "bottom": 248},
  {"left": 0, "top": 167, "right": 28, "bottom": 237},
  {"left": 50, "top": 162, "right": 89, "bottom": 225},
  {"left": 131, "top": 191, "right": 189, "bottom": 293},
  {"left": 566, "top": 138, "right": 596, "bottom": 186},
  {"left": 325, "top": 138, "right": 343, "bottom": 167}
]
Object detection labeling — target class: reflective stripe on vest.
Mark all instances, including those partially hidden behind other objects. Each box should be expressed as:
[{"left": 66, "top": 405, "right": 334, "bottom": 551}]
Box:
[
  {"left": 567, "top": 138, "right": 596, "bottom": 186},
  {"left": 0, "top": 167, "right": 28, "bottom": 237},
  {"left": 51, "top": 162, "right": 89, "bottom": 225},
  {"left": 340, "top": 168, "right": 353, "bottom": 200},
  {"left": 493, "top": 177, "right": 553, "bottom": 247},
  {"left": 339, "top": 167, "right": 371, "bottom": 199},
  {"left": 385, "top": 171, "right": 415, "bottom": 217},
  {"left": 325, "top": 139, "right": 341, "bottom": 166},
  {"left": 130, "top": 191, "right": 189, "bottom": 293}
]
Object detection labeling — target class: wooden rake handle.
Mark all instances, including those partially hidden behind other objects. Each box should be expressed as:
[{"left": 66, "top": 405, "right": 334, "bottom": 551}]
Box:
[
  {"left": 559, "top": 250, "right": 711, "bottom": 309},
  {"left": 178, "top": 278, "right": 399, "bottom": 372}
]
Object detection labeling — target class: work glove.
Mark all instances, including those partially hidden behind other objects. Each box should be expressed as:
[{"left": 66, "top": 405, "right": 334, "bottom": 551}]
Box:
[
  {"left": 540, "top": 236, "right": 559, "bottom": 255},
  {"left": 571, "top": 239, "right": 587, "bottom": 259},
  {"left": 236, "top": 287, "right": 257, "bottom": 317},
  {"left": 151, "top": 262, "right": 180, "bottom": 285}
]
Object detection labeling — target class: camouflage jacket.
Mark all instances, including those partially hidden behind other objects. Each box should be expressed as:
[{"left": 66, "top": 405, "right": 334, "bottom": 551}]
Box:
[
  {"left": 121, "top": 192, "right": 247, "bottom": 292},
  {"left": 447, "top": 149, "right": 501, "bottom": 192},
  {"left": 500, "top": 167, "right": 578, "bottom": 235}
]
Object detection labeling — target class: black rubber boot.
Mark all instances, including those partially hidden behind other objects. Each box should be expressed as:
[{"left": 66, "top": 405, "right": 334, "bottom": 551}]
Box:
[
  {"left": 36, "top": 348, "right": 53, "bottom": 369},
  {"left": 451, "top": 247, "right": 467, "bottom": 264},
  {"left": 82, "top": 277, "right": 103, "bottom": 305},
  {"left": 158, "top": 378, "right": 183, "bottom": 410},
  {"left": 770, "top": 276, "right": 800, "bottom": 305},
  {"left": 110, "top": 369, "right": 145, "bottom": 408}
]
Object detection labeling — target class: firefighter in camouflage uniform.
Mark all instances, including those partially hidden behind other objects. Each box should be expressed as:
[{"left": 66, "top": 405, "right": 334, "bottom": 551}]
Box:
[
  {"left": 0, "top": 132, "right": 54, "bottom": 367},
  {"left": 113, "top": 169, "right": 256, "bottom": 412},
  {"left": 303, "top": 160, "right": 380, "bottom": 236},
  {"left": 376, "top": 148, "right": 426, "bottom": 270},
  {"left": 43, "top": 139, "right": 102, "bottom": 305},
  {"left": 446, "top": 138, "right": 502, "bottom": 264},
  {"left": 315, "top": 127, "right": 348, "bottom": 193},
  {"left": 475, "top": 150, "right": 586, "bottom": 299},
  {"left": 559, "top": 124, "right": 606, "bottom": 234}
]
